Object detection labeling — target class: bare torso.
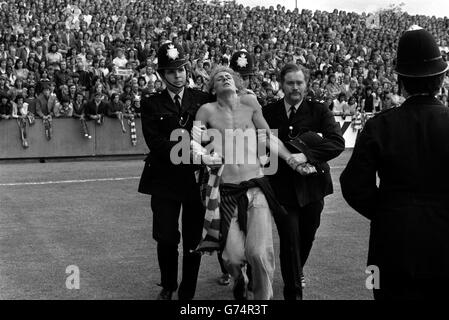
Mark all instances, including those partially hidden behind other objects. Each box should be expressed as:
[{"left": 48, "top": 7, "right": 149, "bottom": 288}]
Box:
[{"left": 200, "top": 96, "right": 263, "bottom": 184}]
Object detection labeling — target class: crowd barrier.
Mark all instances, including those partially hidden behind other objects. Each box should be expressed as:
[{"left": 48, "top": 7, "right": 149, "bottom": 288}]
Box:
[
  {"left": 0, "top": 115, "right": 357, "bottom": 160},
  {"left": 0, "top": 118, "right": 149, "bottom": 159},
  {"left": 334, "top": 115, "right": 358, "bottom": 148}
]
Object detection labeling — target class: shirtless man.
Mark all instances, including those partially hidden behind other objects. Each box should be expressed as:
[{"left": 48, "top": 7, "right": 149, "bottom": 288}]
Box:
[{"left": 194, "top": 67, "right": 304, "bottom": 300}]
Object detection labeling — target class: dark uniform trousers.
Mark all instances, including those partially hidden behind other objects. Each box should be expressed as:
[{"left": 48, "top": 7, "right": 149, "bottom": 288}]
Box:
[
  {"left": 139, "top": 88, "right": 210, "bottom": 300},
  {"left": 273, "top": 200, "right": 323, "bottom": 300},
  {"left": 151, "top": 192, "right": 204, "bottom": 300},
  {"left": 263, "top": 98, "right": 344, "bottom": 300}
]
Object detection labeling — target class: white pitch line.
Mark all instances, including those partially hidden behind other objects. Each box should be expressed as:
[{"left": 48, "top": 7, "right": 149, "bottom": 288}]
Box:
[
  {"left": 0, "top": 166, "right": 347, "bottom": 187},
  {"left": 0, "top": 176, "right": 140, "bottom": 187}
]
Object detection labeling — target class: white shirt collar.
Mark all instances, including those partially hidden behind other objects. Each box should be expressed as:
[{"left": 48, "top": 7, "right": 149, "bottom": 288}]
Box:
[
  {"left": 284, "top": 99, "right": 302, "bottom": 116},
  {"left": 168, "top": 88, "right": 185, "bottom": 103}
]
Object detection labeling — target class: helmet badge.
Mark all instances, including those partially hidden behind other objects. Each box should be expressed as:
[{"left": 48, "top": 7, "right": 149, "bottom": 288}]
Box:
[
  {"left": 237, "top": 54, "right": 248, "bottom": 68},
  {"left": 167, "top": 44, "right": 180, "bottom": 60}
]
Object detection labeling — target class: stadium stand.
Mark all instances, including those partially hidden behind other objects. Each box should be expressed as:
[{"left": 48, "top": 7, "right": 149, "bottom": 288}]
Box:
[{"left": 0, "top": 0, "right": 448, "bottom": 155}]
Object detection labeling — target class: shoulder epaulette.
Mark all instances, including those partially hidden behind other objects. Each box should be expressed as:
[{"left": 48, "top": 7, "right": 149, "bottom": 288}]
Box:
[{"left": 307, "top": 97, "right": 325, "bottom": 105}]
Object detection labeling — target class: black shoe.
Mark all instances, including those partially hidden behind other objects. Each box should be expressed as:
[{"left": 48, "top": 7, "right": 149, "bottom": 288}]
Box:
[
  {"left": 233, "top": 276, "right": 247, "bottom": 300},
  {"left": 156, "top": 288, "right": 173, "bottom": 300}
]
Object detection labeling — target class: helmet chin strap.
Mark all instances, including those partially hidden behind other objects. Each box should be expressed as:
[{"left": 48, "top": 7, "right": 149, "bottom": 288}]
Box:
[
  {"left": 158, "top": 70, "right": 185, "bottom": 91},
  {"left": 164, "top": 77, "right": 185, "bottom": 90}
]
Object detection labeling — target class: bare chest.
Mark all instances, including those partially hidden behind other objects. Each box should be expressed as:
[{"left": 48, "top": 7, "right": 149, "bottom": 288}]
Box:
[{"left": 209, "top": 107, "right": 255, "bottom": 132}]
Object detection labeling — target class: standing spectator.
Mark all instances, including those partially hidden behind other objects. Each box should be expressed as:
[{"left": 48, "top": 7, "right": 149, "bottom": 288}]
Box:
[
  {"left": 85, "top": 92, "right": 108, "bottom": 124},
  {"left": 72, "top": 90, "right": 91, "bottom": 139},
  {"left": 54, "top": 95, "right": 73, "bottom": 118},
  {"left": 35, "top": 85, "right": 58, "bottom": 140}
]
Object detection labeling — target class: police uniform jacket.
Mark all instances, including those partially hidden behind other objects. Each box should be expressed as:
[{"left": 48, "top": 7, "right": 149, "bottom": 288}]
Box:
[
  {"left": 263, "top": 98, "right": 345, "bottom": 207},
  {"left": 340, "top": 95, "right": 449, "bottom": 280},
  {"left": 138, "top": 88, "right": 210, "bottom": 200}
]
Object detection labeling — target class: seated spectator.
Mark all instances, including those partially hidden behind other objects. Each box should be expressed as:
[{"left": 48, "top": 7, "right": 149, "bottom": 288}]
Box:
[
  {"left": 0, "top": 58, "right": 7, "bottom": 77},
  {"left": 112, "top": 48, "right": 128, "bottom": 70},
  {"left": 0, "top": 93, "right": 12, "bottom": 119},
  {"left": 373, "top": 87, "right": 383, "bottom": 112},
  {"left": 361, "top": 86, "right": 375, "bottom": 113},
  {"left": 105, "top": 73, "right": 123, "bottom": 96},
  {"left": 133, "top": 96, "right": 141, "bottom": 118},
  {"left": 137, "top": 76, "right": 147, "bottom": 90},
  {"left": 55, "top": 60, "right": 72, "bottom": 88},
  {"left": 154, "top": 79, "right": 163, "bottom": 93},
  {"left": 332, "top": 92, "right": 349, "bottom": 115},
  {"left": 5, "top": 65, "right": 16, "bottom": 87},
  {"left": 47, "top": 43, "right": 63, "bottom": 71},
  {"left": 381, "top": 91, "right": 395, "bottom": 110},
  {"left": 390, "top": 85, "right": 405, "bottom": 107},
  {"left": 308, "top": 80, "right": 326, "bottom": 102},
  {"left": 194, "top": 60, "right": 210, "bottom": 82},
  {"left": 25, "top": 85, "right": 37, "bottom": 116},
  {"left": 347, "top": 95, "right": 358, "bottom": 115},
  {"left": 98, "top": 59, "right": 110, "bottom": 79},
  {"left": 193, "top": 75, "right": 207, "bottom": 92},
  {"left": 325, "top": 73, "right": 343, "bottom": 100},
  {"left": 14, "top": 59, "right": 29, "bottom": 81},
  {"left": 268, "top": 73, "right": 280, "bottom": 94}
]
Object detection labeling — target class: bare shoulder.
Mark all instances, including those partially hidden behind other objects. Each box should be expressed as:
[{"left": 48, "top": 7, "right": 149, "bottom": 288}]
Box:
[
  {"left": 239, "top": 94, "right": 261, "bottom": 111},
  {"left": 196, "top": 102, "right": 217, "bottom": 120}
]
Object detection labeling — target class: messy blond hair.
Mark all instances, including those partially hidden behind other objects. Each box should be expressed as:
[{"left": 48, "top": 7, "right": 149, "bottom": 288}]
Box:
[{"left": 207, "top": 66, "right": 244, "bottom": 96}]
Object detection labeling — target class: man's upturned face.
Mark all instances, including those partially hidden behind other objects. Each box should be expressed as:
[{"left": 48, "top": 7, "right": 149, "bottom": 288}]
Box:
[
  {"left": 281, "top": 70, "right": 307, "bottom": 106},
  {"left": 213, "top": 71, "right": 237, "bottom": 95}
]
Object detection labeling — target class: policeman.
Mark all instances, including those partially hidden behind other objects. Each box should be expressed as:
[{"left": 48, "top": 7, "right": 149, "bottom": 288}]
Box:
[
  {"left": 229, "top": 50, "right": 256, "bottom": 91},
  {"left": 138, "top": 42, "right": 210, "bottom": 300},
  {"left": 340, "top": 26, "right": 449, "bottom": 300},
  {"left": 263, "top": 63, "right": 344, "bottom": 299}
]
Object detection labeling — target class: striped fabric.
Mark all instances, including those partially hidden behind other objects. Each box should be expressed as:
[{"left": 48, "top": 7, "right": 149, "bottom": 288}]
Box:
[
  {"left": 80, "top": 118, "right": 91, "bottom": 139},
  {"left": 128, "top": 116, "right": 137, "bottom": 146},
  {"left": 43, "top": 118, "right": 52, "bottom": 140},
  {"left": 196, "top": 164, "right": 225, "bottom": 254},
  {"left": 17, "top": 117, "right": 29, "bottom": 148}
]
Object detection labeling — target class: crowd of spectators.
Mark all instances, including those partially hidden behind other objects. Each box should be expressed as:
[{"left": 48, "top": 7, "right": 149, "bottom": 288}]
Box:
[{"left": 1, "top": 0, "right": 449, "bottom": 126}]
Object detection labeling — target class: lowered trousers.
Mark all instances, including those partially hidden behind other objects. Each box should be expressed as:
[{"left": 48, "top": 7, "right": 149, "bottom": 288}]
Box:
[{"left": 221, "top": 187, "right": 275, "bottom": 300}]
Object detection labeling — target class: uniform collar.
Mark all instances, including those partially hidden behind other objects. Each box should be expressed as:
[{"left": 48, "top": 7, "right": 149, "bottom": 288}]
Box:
[
  {"left": 284, "top": 98, "right": 302, "bottom": 115},
  {"left": 167, "top": 88, "right": 185, "bottom": 103}
]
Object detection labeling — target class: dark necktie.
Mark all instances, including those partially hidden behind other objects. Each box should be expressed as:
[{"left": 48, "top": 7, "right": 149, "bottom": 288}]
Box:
[
  {"left": 174, "top": 94, "right": 181, "bottom": 114},
  {"left": 289, "top": 105, "right": 296, "bottom": 122}
]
